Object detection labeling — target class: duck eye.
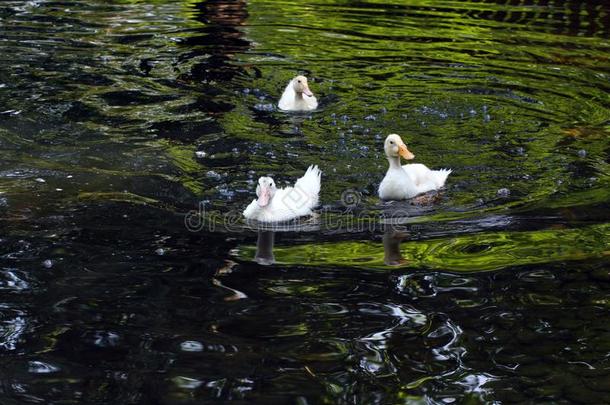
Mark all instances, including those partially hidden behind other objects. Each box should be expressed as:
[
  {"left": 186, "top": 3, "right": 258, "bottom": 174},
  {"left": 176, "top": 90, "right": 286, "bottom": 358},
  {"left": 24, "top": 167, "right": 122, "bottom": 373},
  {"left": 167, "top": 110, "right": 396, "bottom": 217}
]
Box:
[
  {"left": 389, "top": 141, "right": 394, "bottom": 144},
  {"left": 297, "top": 80, "right": 301, "bottom": 83}
]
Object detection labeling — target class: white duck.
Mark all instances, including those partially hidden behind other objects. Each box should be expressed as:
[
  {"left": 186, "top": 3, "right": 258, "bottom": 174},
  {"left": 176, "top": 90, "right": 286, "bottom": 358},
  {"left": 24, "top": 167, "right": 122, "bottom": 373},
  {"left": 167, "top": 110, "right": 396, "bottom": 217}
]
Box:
[
  {"left": 379, "top": 134, "right": 451, "bottom": 200},
  {"left": 243, "top": 165, "right": 321, "bottom": 222},
  {"left": 278, "top": 75, "right": 318, "bottom": 111}
]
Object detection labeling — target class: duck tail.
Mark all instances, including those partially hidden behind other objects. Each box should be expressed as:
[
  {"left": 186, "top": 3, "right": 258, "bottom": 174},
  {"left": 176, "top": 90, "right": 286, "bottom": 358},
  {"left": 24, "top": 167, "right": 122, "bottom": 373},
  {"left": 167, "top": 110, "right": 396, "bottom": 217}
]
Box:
[
  {"left": 294, "top": 165, "right": 322, "bottom": 206},
  {"left": 433, "top": 168, "right": 452, "bottom": 188}
]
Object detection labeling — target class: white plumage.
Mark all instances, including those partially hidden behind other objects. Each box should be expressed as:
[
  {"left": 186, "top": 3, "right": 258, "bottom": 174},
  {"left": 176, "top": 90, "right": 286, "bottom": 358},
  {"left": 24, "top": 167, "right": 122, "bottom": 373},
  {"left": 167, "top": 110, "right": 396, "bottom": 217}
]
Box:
[
  {"left": 243, "top": 165, "right": 321, "bottom": 222},
  {"left": 378, "top": 134, "right": 451, "bottom": 200},
  {"left": 379, "top": 164, "right": 451, "bottom": 200},
  {"left": 278, "top": 75, "right": 318, "bottom": 111}
]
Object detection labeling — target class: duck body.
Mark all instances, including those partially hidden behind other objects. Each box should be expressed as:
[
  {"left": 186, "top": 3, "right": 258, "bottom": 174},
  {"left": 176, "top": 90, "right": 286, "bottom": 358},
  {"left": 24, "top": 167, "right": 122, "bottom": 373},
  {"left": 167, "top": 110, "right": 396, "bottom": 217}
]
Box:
[
  {"left": 278, "top": 75, "right": 318, "bottom": 111},
  {"left": 379, "top": 163, "right": 451, "bottom": 200},
  {"left": 378, "top": 134, "right": 451, "bottom": 201},
  {"left": 243, "top": 165, "right": 321, "bottom": 222}
]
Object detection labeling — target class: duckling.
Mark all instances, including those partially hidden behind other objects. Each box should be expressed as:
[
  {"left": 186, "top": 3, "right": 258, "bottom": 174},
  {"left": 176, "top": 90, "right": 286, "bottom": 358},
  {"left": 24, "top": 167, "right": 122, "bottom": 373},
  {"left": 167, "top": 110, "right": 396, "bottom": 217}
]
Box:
[
  {"left": 379, "top": 134, "right": 451, "bottom": 200},
  {"left": 243, "top": 165, "right": 321, "bottom": 222},
  {"left": 278, "top": 75, "right": 318, "bottom": 111}
]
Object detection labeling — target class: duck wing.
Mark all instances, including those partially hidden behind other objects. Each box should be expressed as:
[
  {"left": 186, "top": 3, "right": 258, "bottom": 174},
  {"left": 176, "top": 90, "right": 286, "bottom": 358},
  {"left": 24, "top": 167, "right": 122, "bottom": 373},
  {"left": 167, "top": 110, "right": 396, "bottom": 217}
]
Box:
[
  {"left": 293, "top": 165, "right": 321, "bottom": 208},
  {"left": 402, "top": 163, "right": 451, "bottom": 190},
  {"left": 278, "top": 82, "right": 295, "bottom": 110}
]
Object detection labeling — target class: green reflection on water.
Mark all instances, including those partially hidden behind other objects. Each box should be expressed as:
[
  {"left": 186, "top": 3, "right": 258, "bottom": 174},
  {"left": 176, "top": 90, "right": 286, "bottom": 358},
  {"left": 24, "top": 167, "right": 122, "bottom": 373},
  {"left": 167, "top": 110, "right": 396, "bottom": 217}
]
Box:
[{"left": 236, "top": 223, "right": 610, "bottom": 272}]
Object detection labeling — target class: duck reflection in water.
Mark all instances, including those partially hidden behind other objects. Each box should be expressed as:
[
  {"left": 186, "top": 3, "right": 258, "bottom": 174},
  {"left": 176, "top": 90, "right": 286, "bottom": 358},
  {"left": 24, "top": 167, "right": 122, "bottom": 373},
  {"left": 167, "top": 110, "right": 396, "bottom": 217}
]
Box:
[
  {"left": 247, "top": 218, "right": 321, "bottom": 266},
  {"left": 379, "top": 200, "right": 426, "bottom": 266},
  {"left": 380, "top": 189, "right": 443, "bottom": 266},
  {"left": 181, "top": 0, "right": 250, "bottom": 83},
  {"left": 252, "top": 224, "right": 409, "bottom": 267},
  {"left": 255, "top": 230, "right": 275, "bottom": 266},
  {"left": 383, "top": 226, "right": 409, "bottom": 266}
]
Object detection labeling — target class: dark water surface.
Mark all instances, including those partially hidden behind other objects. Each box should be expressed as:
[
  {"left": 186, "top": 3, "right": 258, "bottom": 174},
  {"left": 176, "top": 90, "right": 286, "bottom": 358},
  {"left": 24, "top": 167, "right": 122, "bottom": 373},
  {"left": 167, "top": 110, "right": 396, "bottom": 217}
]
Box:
[{"left": 1, "top": 0, "right": 610, "bottom": 403}]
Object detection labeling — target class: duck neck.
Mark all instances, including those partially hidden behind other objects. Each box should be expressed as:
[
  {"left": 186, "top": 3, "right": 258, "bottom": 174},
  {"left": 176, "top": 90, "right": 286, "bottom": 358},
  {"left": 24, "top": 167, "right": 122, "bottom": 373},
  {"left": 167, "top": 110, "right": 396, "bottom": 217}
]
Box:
[
  {"left": 387, "top": 155, "right": 402, "bottom": 170},
  {"left": 294, "top": 91, "right": 304, "bottom": 101}
]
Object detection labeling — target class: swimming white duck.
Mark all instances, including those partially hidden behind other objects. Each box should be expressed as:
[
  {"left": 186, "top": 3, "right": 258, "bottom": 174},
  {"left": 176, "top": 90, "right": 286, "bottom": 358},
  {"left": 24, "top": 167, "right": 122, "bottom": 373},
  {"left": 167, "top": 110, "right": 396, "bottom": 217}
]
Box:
[
  {"left": 278, "top": 75, "right": 318, "bottom": 111},
  {"left": 243, "top": 165, "right": 321, "bottom": 222},
  {"left": 378, "top": 134, "right": 451, "bottom": 200}
]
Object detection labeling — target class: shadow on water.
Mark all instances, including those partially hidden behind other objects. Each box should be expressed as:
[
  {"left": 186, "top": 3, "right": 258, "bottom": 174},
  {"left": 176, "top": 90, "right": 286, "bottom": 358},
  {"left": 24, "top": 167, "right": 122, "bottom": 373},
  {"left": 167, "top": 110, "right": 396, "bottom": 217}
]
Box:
[
  {"left": 0, "top": 0, "right": 609, "bottom": 403},
  {"left": 179, "top": 0, "right": 250, "bottom": 84}
]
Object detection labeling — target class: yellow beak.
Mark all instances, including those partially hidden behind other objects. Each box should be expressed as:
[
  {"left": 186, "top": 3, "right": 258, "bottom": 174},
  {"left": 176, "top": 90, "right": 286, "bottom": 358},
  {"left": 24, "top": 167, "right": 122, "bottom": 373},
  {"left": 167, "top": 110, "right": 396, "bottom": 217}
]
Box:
[{"left": 399, "top": 144, "right": 415, "bottom": 160}]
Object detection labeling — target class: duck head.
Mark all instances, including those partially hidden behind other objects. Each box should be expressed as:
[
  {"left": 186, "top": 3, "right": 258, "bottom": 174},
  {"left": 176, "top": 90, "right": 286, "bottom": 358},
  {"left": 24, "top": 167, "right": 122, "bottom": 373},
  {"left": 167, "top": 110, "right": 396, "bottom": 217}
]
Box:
[
  {"left": 384, "top": 134, "right": 415, "bottom": 160},
  {"left": 255, "top": 176, "right": 277, "bottom": 207},
  {"left": 292, "top": 75, "right": 314, "bottom": 97}
]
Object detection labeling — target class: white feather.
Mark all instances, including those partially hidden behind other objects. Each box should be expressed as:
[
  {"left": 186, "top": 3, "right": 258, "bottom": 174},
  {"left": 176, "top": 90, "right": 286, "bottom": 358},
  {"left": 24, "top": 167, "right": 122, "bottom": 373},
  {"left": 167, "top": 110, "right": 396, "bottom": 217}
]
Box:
[
  {"left": 243, "top": 165, "right": 321, "bottom": 222},
  {"left": 378, "top": 134, "right": 451, "bottom": 201},
  {"left": 379, "top": 163, "right": 451, "bottom": 200},
  {"left": 278, "top": 80, "right": 318, "bottom": 111}
]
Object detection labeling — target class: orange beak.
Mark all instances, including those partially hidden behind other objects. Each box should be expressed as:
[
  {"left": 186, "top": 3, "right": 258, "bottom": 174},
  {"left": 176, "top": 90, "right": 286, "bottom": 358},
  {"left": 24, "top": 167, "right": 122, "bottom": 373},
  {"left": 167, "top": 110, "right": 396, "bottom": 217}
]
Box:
[
  {"left": 399, "top": 144, "right": 415, "bottom": 160},
  {"left": 302, "top": 83, "right": 313, "bottom": 97}
]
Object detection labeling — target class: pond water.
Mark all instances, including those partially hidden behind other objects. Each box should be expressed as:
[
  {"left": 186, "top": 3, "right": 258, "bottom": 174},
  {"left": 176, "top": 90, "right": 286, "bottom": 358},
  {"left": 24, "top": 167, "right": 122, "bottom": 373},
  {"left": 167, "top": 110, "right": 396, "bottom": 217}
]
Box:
[{"left": 1, "top": 0, "right": 609, "bottom": 403}]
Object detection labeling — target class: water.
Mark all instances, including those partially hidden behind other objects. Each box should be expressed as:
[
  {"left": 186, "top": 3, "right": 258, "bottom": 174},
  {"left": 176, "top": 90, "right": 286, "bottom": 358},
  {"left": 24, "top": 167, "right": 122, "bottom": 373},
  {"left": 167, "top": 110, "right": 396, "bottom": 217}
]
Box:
[{"left": 0, "top": 0, "right": 609, "bottom": 403}]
